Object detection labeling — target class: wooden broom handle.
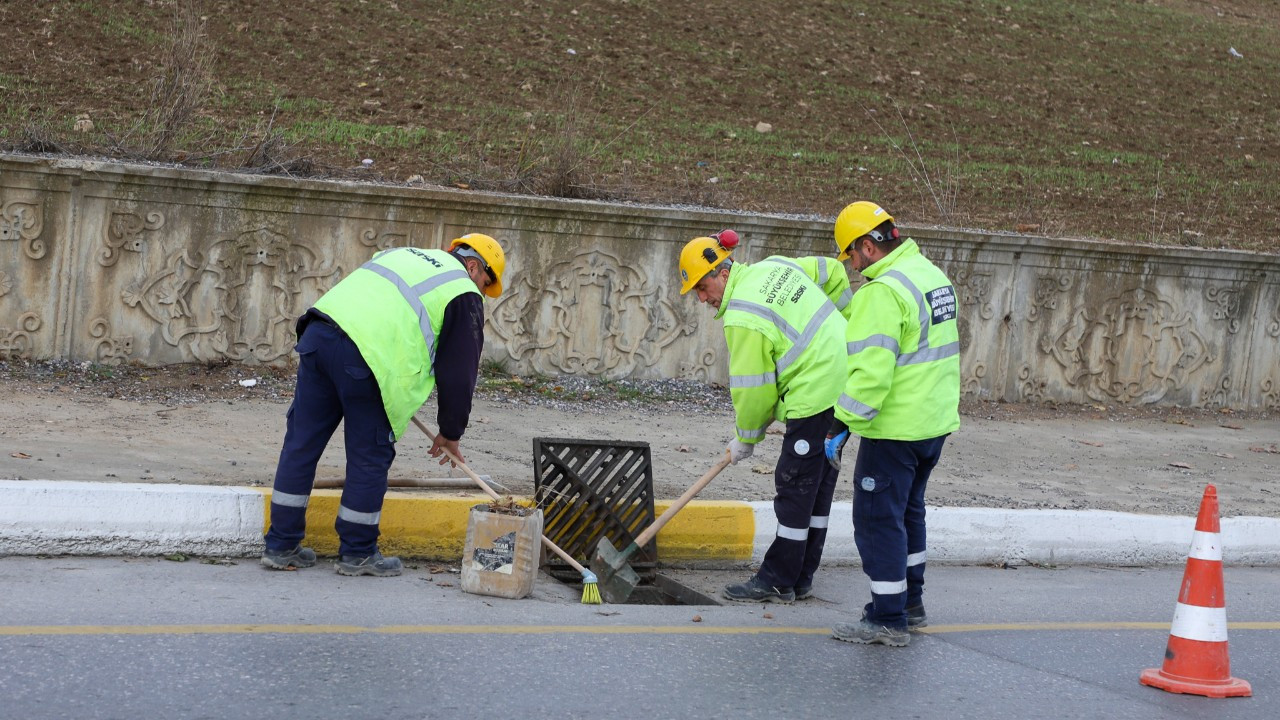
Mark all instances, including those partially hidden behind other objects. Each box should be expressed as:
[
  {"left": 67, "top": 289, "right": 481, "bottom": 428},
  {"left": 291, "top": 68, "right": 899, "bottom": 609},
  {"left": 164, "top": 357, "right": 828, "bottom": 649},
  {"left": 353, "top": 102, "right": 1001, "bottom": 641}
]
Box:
[
  {"left": 410, "top": 416, "right": 588, "bottom": 574},
  {"left": 633, "top": 449, "right": 733, "bottom": 548}
]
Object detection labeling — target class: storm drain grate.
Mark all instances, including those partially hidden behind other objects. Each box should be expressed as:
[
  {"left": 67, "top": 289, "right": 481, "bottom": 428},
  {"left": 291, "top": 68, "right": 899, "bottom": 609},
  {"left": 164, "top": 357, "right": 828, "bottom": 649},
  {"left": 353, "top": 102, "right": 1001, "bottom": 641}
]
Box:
[{"left": 532, "top": 438, "right": 656, "bottom": 581}]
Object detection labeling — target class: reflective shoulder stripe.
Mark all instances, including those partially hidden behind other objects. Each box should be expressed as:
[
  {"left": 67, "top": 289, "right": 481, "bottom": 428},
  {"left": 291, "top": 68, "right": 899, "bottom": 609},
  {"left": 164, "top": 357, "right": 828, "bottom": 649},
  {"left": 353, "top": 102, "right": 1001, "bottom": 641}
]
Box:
[
  {"left": 725, "top": 299, "right": 800, "bottom": 342},
  {"left": 271, "top": 490, "right": 310, "bottom": 508},
  {"left": 769, "top": 258, "right": 804, "bottom": 274},
  {"left": 838, "top": 392, "right": 878, "bottom": 421},
  {"left": 776, "top": 300, "right": 836, "bottom": 375},
  {"left": 359, "top": 262, "right": 469, "bottom": 365},
  {"left": 338, "top": 505, "right": 381, "bottom": 526},
  {"left": 817, "top": 259, "right": 830, "bottom": 285},
  {"left": 869, "top": 579, "right": 908, "bottom": 595},
  {"left": 848, "top": 334, "right": 900, "bottom": 358},
  {"left": 880, "top": 269, "right": 929, "bottom": 347},
  {"left": 729, "top": 371, "right": 777, "bottom": 389},
  {"left": 411, "top": 269, "right": 470, "bottom": 297}
]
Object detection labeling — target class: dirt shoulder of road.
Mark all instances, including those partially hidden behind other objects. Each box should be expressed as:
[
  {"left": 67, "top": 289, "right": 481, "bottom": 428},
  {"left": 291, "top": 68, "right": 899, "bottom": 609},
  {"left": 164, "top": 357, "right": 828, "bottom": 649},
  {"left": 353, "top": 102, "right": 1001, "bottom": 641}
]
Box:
[{"left": 2, "top": 360, "right": 1277, "bottom": 517}]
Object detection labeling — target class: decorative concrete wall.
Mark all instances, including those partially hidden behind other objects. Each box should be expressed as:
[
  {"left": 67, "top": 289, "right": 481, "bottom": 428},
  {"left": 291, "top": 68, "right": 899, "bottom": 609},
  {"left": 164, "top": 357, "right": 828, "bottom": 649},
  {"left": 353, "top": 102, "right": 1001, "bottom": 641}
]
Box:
[{"left": 2, "top": 154, "right": 1277, "bottom": 409}]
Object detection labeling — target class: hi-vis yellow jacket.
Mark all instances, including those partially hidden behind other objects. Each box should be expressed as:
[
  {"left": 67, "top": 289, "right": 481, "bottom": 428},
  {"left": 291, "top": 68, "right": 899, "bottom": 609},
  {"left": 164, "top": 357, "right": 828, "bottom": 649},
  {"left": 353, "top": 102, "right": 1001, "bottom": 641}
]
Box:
[
  {"left": 314, "top": 247, "right": 479, "bottom": 440},
  {"left": 835, "top": 240, "right": 961, "bottom": 440},
  {"left": 716, "top": 258, "right": 847, "bottom": 444},
  {"left": 769, "top": 255, "right": 853, "bottom": 322}
]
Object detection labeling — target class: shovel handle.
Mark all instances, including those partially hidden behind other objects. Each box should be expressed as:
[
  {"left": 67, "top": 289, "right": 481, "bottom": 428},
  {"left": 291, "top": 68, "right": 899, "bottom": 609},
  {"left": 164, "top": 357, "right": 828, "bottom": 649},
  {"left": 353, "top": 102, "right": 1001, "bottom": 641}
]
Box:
[
  {"left": 632, "top": 449, "right": 733, "bottom": 549},
  {"left": 411, "top": 416, "right": 589, "bottom": 574}
]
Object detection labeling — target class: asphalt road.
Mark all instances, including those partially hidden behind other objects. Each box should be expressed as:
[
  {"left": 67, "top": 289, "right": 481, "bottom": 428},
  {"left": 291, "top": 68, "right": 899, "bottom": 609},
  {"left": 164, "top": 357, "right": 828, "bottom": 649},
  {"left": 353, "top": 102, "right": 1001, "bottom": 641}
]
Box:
[{"left": 1, "top": 559, "right": 1275, "bottom": 719}]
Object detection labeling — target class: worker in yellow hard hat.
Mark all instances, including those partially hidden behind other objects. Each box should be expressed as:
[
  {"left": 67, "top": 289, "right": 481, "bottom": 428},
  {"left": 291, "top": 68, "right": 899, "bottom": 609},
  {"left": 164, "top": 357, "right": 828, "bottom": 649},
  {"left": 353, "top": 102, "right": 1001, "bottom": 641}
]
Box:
[
  {"left": 262, "top": 233, "right": 507, "bottom": 578},
  {"left": 679, "top": 229, "right": 847, "bottom": 604},
  {"left": 824, "top": 201, "right": 960, "bottom": 647}
]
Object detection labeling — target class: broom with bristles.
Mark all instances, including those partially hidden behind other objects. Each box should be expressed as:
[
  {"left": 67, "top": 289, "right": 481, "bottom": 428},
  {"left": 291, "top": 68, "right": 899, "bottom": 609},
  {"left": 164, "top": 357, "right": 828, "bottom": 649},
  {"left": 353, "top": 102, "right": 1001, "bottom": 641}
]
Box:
[{"left": 412, "top": 417, "right": 601, "bottom": 604}]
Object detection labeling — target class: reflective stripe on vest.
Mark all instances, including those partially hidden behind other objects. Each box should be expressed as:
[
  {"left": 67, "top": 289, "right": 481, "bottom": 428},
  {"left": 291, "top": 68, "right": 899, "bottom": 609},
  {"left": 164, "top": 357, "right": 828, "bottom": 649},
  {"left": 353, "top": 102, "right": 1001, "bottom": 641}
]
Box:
[
  {"left": 360, "top": 261, "right": 470, "bottom": 366},
  {"left": 878, "top": 269, "right": 960, "bottom": 366},
  {"left": 724, "top": 296, "right": 836, "bottom": 377}
]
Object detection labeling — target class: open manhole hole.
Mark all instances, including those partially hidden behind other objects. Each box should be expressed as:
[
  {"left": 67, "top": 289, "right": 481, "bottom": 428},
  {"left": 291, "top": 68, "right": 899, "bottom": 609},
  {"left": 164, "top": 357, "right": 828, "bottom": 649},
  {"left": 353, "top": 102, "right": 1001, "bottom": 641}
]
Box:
[{"left": 561, "top": 573, "right": 721, "bottom": 606}]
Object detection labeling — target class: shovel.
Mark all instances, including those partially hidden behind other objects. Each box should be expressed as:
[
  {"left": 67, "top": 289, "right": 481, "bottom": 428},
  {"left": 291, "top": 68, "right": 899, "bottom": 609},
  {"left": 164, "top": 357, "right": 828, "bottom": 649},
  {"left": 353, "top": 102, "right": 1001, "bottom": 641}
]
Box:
[
  {"left": 591, "top": 449, "right": 733, "bottom": 603},
  {"left": 411, "top": 416, "right": 602, "bottom": 603}
]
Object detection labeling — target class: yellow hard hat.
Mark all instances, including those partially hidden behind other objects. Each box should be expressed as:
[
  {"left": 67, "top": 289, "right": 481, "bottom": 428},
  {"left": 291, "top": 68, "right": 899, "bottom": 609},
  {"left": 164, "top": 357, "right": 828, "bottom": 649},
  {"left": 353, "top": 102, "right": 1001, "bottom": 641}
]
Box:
[
  {"left": 449, "top": 233, "right": 505, "bottom": 298},
  {"left": 834, "top": 201, "right": 895, "bottom": 260},
  {"left": 678, "top": 229, "right": 739, "bottom": 294}
]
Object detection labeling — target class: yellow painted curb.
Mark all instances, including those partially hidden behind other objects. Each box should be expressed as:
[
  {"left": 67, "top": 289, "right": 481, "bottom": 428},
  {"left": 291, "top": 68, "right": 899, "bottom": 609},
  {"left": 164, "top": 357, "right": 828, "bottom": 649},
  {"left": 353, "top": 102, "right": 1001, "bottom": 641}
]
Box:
[
  {"left": 257, "top": 490, "right": 753, "bottom": 562},
  {"left": 259, "top": 490, "right": 490, "bottom": 559},
  {"left": 652, "top": 499, "right": 754, "bottom": 562}
]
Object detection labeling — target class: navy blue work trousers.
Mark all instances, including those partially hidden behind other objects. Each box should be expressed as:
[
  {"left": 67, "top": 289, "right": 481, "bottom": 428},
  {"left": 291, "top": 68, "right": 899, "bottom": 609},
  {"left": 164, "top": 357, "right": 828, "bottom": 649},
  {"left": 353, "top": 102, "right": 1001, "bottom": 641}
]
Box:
[
  {"left": 264, "top": 320, "right": 397, "bottom": 558},
  {"left": 851, "top": 434, "right": 947, "bottom": 628},
  {"left": 756, "top": 409, "right": 840, "bottom": 591}
]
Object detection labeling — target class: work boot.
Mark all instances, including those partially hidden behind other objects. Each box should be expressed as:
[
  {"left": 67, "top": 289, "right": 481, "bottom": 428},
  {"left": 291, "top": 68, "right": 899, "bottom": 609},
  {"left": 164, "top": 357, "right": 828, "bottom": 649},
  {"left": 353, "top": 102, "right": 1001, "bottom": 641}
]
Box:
[
  {"left": 906, "top": 604, "right": 928, "bottom": 630},
  {"left": 260, "top": 545, "right": 317, "bottom": 570},
  {"left": 832, "top": 619, "right": 910, "bottom": 647},
  {"left": 794, "top": 585, "right": 814, "bottom": 601},
  {"left": 336, "top": 552, "right": 403, "bottom": 577},
  {"left": 722, "top": 575, "right": 795, "bottom": 604}
]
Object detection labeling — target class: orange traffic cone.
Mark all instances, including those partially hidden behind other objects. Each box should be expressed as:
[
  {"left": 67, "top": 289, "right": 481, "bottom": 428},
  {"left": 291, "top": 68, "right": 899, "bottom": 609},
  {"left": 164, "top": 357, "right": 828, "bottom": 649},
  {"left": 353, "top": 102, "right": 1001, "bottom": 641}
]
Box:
[{"left": 1140, "top": 484, "right": 1251, "bottom": 698}]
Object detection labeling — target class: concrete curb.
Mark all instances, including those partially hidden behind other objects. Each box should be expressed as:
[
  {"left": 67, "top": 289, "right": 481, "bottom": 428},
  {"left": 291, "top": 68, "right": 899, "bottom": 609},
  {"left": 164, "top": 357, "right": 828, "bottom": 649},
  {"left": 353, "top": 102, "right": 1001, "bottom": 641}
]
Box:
[
  {"left": 3, "top": 481, "right": 1279, "bottom": 566},
  {"left": 749, "top": 503, "right": 1280, "bottom": 567}
]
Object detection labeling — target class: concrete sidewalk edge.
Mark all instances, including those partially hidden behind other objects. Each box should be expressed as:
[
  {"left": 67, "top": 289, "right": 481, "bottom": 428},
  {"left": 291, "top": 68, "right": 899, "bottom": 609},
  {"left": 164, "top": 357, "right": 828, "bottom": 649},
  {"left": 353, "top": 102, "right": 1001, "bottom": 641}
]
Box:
[{"left": 3, "top": 481, "right": 1278, "bottom": 566}]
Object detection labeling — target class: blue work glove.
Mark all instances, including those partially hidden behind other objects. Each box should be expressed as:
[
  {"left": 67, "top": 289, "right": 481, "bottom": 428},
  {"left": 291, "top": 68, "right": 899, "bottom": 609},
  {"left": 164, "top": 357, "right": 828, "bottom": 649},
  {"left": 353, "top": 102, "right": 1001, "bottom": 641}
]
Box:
[{"left": 824, "top": 430, "right": 849, "bottom": 471}]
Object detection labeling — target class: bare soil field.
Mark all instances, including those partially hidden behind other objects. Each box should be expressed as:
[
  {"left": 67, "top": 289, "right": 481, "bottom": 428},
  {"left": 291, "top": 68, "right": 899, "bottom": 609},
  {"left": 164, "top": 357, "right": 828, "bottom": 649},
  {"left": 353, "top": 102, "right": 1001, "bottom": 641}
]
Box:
[{"left": 2, "top": 0, "right": 1278, "bottom": 249}]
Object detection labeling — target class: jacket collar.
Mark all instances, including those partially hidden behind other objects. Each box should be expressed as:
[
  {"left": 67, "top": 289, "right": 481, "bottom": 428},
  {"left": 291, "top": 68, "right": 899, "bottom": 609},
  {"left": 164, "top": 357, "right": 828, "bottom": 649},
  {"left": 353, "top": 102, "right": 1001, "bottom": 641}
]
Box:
[{"left": 861, "top": 239, "right": 919, "bottom": 279}]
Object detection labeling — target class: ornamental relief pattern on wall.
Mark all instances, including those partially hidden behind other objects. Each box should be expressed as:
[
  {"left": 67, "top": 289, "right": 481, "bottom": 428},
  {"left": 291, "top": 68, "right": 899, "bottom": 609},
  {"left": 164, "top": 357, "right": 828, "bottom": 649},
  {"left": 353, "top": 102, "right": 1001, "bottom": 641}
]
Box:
[
  {"left": 89, "top": 317, "right": 135, "bottom": 365},
  {"left": 101, "top": 206, "right": 353, "bottom": 363},
  {"left": 0, "top": 312, "right": 42, "bottom": 360},
  {"left": 1028, "top": 272, "right": 1073, "bottom": 322},
  {"left": 1037, "top": 287, "right": 1212, "bottom": 404},
  {"left": 950, "top": 265, "right": 994, "bottom": 362},
  {"left": 487, "top": 248, "right": 699, "bottom": 378},
  {"left": 0, "top": 199, "right": 46, "bottom": 260},
  {"left": 1203, "top": 284, "right": 1245, "bottom": 334},
  {"left": 100, "top": 211, "right": 164, "bottom": 266}
]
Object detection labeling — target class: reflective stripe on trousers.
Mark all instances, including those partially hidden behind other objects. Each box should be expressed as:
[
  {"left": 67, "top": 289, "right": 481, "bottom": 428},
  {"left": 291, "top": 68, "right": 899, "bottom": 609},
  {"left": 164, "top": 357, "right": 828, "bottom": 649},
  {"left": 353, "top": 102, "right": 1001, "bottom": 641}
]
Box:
[
  {"left": 755, "top": 409, "right": 839, "bottom": 591},
  {"left": 851, "top": 434, "right": 946, "bottom": 627},
  {"left": 265, "top": 321, "right": 397, "bottom": 558}
]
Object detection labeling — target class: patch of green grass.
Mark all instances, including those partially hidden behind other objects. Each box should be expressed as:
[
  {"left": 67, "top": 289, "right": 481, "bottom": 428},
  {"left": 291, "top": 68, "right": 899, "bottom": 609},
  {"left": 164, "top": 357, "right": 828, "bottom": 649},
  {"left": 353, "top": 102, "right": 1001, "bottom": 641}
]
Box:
[
  {"left": 282, "top": 119, "right": 434, "bottom": 148},
  {"left": 102, "top": 15, "right": 162, "bottom": 45}
]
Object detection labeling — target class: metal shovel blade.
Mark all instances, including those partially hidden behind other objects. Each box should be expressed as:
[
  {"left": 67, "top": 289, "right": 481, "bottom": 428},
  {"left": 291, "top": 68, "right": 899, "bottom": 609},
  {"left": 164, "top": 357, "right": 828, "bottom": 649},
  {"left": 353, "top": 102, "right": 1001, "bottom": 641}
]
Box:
[{"left": 591, "top": 537, "right": 641, "bottom": 604}]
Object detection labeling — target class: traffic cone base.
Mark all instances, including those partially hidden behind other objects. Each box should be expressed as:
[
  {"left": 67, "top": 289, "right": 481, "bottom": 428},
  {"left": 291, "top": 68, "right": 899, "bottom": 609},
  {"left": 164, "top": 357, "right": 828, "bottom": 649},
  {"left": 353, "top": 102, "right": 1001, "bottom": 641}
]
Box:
[
  {"left": 1140, "top": 485, "right": 1252, "bottom": 698},
  {"left": 1141, "top": 655, "right": 1252, "bottom": 698}
]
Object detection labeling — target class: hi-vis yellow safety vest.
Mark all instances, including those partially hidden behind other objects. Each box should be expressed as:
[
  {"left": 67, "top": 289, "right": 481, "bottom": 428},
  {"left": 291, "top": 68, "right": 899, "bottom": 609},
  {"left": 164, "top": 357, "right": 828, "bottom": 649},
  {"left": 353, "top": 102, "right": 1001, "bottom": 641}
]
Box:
[
  {"left": 835, "top": 240, "right": 961, "bottom": 441},
  {"left": 314, "top": 247, "right": 479, "bottom": 440},
  {"left": 716, "top": 258, "right": 847, "bottom": 444},
  {"left": 768, "top": 255, "right": 853, "bottom": 322}
]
